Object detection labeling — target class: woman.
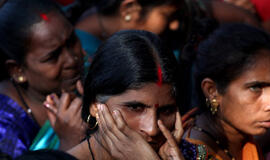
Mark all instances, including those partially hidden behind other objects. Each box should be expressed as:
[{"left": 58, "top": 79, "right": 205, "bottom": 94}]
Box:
[
  {"left": 73, "top": 0, "right": 182, "bottom": 69},
  {"left": 181, "top": 23, "right": 269, "bottom": 159},
  {"left": 0, "top": 0, "right": 85, "bottom": 158},
  {"left": 45, "top": 30, "right": 209, "bottom": 160}
]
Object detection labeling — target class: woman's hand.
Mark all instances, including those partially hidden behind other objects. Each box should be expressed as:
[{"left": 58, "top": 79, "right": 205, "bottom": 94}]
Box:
[
  {"left": 158, "top": 111, "right": 185, "bottom": 160},
  {"left": 96, "top": 103, "right": 160, "bottom": 160},
  {"left": 43, "top": 85, "right": 86, "bottom": 150}
]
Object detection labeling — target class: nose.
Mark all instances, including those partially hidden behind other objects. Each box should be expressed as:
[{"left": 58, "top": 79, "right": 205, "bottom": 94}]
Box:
[{"left": 139, "top": 110, "right": 160, "bottom": 138}]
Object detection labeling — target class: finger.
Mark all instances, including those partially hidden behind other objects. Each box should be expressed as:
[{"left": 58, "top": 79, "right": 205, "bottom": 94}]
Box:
[
  {"left": 98, "top": 104, "right": 127, "bottom": 139},
  {"left": 158, "top": 120, "right": 178, "bottom": 148},
  {"left": 76, "top": 80, "right": 84, "bottom": 95},
  {"left": 112, "top": 110, "right": 129, "bottom": 133},
  {"left": 97, "top": 106, "right": 122, "bottom": 152},
  {"left": 173, "top": 111, "right": 183, "bottom": 143},
  {"left": 181, "top": 107, "right": 198, "bottom": 123},
  {"left": 46, "top": 95, "right": 54, "bottom": 105},
  {"left": 50, "top": 93, "right": 60, "bottom": 107},
  {"left": 58, "top": 93, "right": 71, "bottom": 112},
  {"left": 68, "top": 97, "right": 82, "bottom": 114},
  {"left": 44, "top": 104, "right": 57, "bottom": 126},
  {"left": 43, "top": 102, "right": 58, "bottom": 115}
]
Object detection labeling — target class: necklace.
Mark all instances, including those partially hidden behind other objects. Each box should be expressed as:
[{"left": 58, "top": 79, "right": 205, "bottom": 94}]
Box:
[
  {"left": 193, "top": 126, "right": 235, "bottom": 160},
  {"left": 87, "top": 135, "right": 95, "bottom": 160},
  {"left": 12, "top": 81, "right": 38, "bottom": 123}
]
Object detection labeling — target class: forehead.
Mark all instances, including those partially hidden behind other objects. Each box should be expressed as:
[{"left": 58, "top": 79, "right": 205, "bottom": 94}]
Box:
[
  {"left": 231, "top": 49, "right": 270, "bottom": 84},
  {"left": 106, "top": 83, "right": 175, "bottom": 106},
  {"left": 28, "top": 12, "right": 72, "bottom": 53}
]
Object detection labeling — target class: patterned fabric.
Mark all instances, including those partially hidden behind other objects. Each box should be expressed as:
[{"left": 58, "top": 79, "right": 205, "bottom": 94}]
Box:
[
  {"left": 185, "top": 138, "right": 222, "bottom": 159},
  {"left": 0, "top": 94, "right": 40, "bottom": 158}
]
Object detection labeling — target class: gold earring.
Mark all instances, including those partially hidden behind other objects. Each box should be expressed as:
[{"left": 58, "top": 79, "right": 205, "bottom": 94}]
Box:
[
  {"left": 210, "top": 98, "right": 219, "bottom": 115},
  {"left": 125, "top": 14, "right": 131, "bottom": 22},
  {"left": 18, "top": 76, "right": 25, "bottom": 82},
  {"left": 87, "top": 114, "right": 98, "bottom": 130}
]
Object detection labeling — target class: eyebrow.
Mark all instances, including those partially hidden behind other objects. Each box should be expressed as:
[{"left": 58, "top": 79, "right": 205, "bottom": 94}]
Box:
[
  {"left": 244, "top": 81, "right": 270, "bottom": 87},
  {"left": 121, "top": 101, "right": 150, "bottom": 108},
  {"left": 121, "top": 101, "right": 176, "bottom": 108}
]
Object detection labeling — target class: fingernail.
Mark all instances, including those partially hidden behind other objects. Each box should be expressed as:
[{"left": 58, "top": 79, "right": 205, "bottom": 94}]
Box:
[
  {"left": 113, "top": 110, "right": 119, "bottom": 116},
  {"left": 44, "top": 103, "right": 51, "bottom": 109}
]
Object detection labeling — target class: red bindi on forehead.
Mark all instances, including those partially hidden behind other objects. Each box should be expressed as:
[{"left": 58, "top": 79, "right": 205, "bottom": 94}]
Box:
[
  {"left": 40, "top": 13, "right": 49, "bottom": 21},
  {"left": 157, "top": 65, "right": 163, "bottom": 87},
  {"left": 154, "top": 104, "right": 159, "bottom": 108}
]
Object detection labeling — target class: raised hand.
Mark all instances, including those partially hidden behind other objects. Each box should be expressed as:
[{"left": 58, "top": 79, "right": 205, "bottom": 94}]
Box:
[
  {"left": 96, "top": 103, "right": 161, "bottom": 160},
  {"left": 43, "top": 90, "right": 86, "bottom": 150},
  {"left": 158, "top": 111, "right": 185, "bottom": 160}
]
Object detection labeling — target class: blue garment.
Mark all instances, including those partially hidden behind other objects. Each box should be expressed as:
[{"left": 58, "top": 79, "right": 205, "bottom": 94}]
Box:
[
  {"left": 29, "top": 120, "right": 60, "bottom": 151},
  {"left": 0, "top": 94, "right": 40, "bottom": 158},
  {"left": 75, "top": 29, "right": 101, "bottom": 73}
]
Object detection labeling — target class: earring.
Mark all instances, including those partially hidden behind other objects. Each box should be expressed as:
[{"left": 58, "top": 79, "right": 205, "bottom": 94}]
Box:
[
  {"left": 18, "top": 76, "right": 25, "bottom": 83},
  {"left": 124, "top": 14, "right": 131, "bottom": 22},
  {"left": 210, "top": 98, "right": 219, "bottom": 115},
  {"left": 87, "top": 114, "right": 98, "bottom": 130}
]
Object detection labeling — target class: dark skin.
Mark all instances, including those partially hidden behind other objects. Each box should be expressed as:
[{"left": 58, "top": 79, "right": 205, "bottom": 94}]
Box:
[
  {"left": 75, "top": 0, "right": 179, "bottom": 40},
  {"left": 0, "top": 11, "right": 84, "bottom": 150},
  {"left": 68, "top": 83, "right": 184, "bottom": 160},
  {"left": 185, "top": 50, "right": 270, "bottom": 160}
]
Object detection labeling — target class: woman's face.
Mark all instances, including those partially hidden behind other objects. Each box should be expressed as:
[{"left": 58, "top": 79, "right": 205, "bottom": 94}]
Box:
[
  {"left": 22, "top": 12, "right": 84, "bottom": 95},
  {"left": 135, "top": 4, "right": 179, "bottom": 35},
  {"left": 105, "top": 83, "right": 177, "bottom": 151},
  {"left": 218, "top": 49, "right": 270, "bottom": 136}
]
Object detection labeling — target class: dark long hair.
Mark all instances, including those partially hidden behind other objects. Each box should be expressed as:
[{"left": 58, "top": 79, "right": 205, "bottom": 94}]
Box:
[
  {"left": 0, "top": 0, "right": 62, "bottom": 80},
  {"left": 181, "top": 23, "right": 270, "bottom": 146},
  {"left": 82, "top": 30, "right": 180, "bottom": 129}
]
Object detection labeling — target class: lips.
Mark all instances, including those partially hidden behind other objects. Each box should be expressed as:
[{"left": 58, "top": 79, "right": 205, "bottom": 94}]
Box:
[{"left": 259, "top": 121, "right": 270, "bottom": 128}]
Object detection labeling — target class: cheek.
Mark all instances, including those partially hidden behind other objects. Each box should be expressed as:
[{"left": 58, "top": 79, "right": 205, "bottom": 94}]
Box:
[
  {"left": 119, "top": 109, "right": 142, "bottom": 131},
  {"left": 144, "top": 18, "right": 167, "bottom": 34},
  {"left": 160, "top": 113, "right": 176, "bottom": 131}
]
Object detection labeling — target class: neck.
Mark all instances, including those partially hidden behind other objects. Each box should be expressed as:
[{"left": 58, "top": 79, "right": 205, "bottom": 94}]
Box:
[
  {"left": 0, "top": 80, "right": 48, "bottom": 126},
  {"left": 198, "top": 113, "right": 249, "bottom": 159},
  {"left": 96, "top": 14, "right": 121, "bottom": 40},
  {"left": 220, "top": 117, "right": 249, "bottom": 159},
  {"left": 69, "top": 132, "right": 113, "bottom": 160}
]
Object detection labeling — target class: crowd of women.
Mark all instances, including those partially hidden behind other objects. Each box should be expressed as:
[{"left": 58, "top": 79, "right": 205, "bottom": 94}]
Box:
[{"left": 0, "top": 0, "right": 270, "bottom": 159}]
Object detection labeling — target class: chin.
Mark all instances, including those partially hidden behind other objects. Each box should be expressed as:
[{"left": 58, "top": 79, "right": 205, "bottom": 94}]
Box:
[{"left": 250, "top": 128, "right": 268, "bottom": 136}]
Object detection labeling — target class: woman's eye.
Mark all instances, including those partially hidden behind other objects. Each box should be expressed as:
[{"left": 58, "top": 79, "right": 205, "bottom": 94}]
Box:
[
  {"left": 126, "top": 105, "right": 144, "bottom": 112},
  {"left": 159, "top": 106, "right": 177, "bottom": 115},
  {"left": 249, "top": 86, "right": 262, "bottom": 92}
]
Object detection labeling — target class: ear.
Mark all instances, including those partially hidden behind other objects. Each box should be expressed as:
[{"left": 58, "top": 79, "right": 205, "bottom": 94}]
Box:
[
  {"left": 119, "top": 0, "right": 141, "bottom": 23},
  {"left": 169, "top": 20, "right": 180, "bottom": 31},
  {"left": 5, "top": 60, "right": 27, "bottom": 84},
  {"left": 201, "top": 78, "right": 219, "bottom": 99},
  {"left": 89, "top": 103, "right": 98, "bottom": 118}
]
